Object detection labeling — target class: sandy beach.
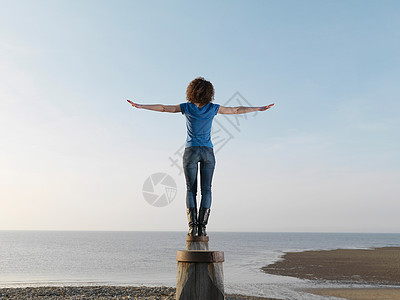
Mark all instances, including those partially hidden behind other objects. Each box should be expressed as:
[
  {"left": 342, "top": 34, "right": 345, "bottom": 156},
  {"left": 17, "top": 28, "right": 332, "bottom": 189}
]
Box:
[
  {"left": 0, "top": 286, "right": 279, "bottom": 299},
  {"left": 263, "top": 246, "right": 400, "bottom": 299},
  {"left": 303, "top": 288, "right": 400, "bottom": 300}
]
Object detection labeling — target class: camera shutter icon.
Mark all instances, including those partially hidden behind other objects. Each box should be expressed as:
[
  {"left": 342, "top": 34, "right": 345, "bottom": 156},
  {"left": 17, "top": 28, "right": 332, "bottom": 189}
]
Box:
[{"left": 142, "top": 173, "right": 177, "bottom": 207}]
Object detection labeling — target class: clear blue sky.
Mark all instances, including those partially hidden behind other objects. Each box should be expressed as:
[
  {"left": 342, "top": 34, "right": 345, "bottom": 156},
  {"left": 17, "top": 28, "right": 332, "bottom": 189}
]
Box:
[{"left": 1, "top": 0, "right": 399, "bottom": 232}]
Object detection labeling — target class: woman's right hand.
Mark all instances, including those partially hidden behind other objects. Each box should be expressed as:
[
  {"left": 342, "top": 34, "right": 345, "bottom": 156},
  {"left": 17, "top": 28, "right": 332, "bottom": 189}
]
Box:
[{"left": 127, "top": 99, "right": 143, "bottom": 109}]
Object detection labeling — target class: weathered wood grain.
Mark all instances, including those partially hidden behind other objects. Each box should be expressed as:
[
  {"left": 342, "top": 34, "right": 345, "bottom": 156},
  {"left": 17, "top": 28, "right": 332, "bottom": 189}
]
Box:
[{"left": 176, "top": 236, "right": 225, "bottom": 300}]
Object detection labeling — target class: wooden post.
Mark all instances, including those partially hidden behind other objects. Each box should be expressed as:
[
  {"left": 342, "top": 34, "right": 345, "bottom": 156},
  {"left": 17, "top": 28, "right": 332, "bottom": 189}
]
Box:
[
  {"left": 176, "top": 236, "right": 224, "bottom": 300},
  {"left": 186, "top": 235, "right": 209, "bottom": 250}
]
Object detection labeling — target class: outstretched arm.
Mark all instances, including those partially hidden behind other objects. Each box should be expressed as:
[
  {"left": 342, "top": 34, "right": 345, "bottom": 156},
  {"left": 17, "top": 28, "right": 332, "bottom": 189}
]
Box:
[
  {"left": 218, "top": 103, "right": 274, "bottom": 114},
  {"left": 127, "top": 100, "right": 181, "bottom": 113}
]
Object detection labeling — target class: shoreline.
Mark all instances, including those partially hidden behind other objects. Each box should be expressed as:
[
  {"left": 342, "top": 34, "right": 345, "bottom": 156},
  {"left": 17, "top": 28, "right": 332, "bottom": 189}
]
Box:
[
  {"left": 262, "top": 247, "right": 400, "bottom": 285},
  {"left": 2, "top": 246, "right": 400, "bottom": 299},
  {"left": 263, "top": 246, "right": 400, "bottom": 299},
  {"left": 0, "top": 286, "right": 280, "bottom": 300}
]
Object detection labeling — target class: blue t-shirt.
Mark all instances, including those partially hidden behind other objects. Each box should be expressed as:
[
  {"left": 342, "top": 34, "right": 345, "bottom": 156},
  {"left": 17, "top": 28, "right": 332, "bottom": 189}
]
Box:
[{"left": 180, "top": 102, "right": 220, "bottom": 148}]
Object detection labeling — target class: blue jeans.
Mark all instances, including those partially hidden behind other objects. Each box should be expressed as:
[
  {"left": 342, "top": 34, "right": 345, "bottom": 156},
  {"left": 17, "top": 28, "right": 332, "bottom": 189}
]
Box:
[{"left": 183, "top": 146, "right": 216, "bottom": 209}]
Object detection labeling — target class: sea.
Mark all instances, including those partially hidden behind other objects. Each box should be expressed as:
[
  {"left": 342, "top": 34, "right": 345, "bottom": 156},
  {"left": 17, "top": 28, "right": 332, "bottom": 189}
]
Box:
[{"left": 0, "top": 231, "right": 400, "bottom": 300}]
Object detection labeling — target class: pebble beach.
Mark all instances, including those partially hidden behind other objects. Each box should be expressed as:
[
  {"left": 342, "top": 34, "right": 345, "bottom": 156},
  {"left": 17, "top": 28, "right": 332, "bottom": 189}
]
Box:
[{"left": 0, "top": 286, "right": 279, "bottom": 300}]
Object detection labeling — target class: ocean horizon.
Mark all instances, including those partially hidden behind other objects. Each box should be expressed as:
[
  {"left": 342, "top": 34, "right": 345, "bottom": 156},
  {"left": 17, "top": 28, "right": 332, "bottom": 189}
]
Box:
[{"left": 1, "top": 231, "right": 400, "bottom": 299}]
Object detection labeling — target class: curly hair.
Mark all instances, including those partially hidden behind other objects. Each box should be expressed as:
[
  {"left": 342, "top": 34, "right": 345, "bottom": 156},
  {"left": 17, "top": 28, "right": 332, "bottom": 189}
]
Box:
[{"left": 186, "top": 77, "right": 215, "bottom": 106}]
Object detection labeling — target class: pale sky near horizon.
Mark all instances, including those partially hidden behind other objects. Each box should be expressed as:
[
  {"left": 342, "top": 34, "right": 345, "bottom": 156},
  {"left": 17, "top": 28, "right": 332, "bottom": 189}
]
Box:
[{"left": 1, "top": 0, "right": 399, "bottom": 232}]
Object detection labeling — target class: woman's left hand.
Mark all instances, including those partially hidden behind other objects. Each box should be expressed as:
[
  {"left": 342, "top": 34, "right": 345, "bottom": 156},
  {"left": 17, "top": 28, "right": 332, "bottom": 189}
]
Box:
[{"left": 259, "top": 103, "right": 275, "bottom": 111}]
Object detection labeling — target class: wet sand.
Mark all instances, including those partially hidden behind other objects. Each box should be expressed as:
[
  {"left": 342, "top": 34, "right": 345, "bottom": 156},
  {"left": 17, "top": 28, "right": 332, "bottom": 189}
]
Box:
[
  {"left": 262, "top": 247, "right": 400, "bottom": 285},
  {"left": 262, "top": 247, "right": 400, "bottom": 299},
  {"left": 304, "top": 288, "right": 400, "bottom": 300}
]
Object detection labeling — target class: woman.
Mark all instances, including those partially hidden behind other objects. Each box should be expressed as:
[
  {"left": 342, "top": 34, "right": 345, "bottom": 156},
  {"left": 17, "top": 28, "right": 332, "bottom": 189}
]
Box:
[{"left": 127, "top": 77, "right": 274, "bottom": 236}]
